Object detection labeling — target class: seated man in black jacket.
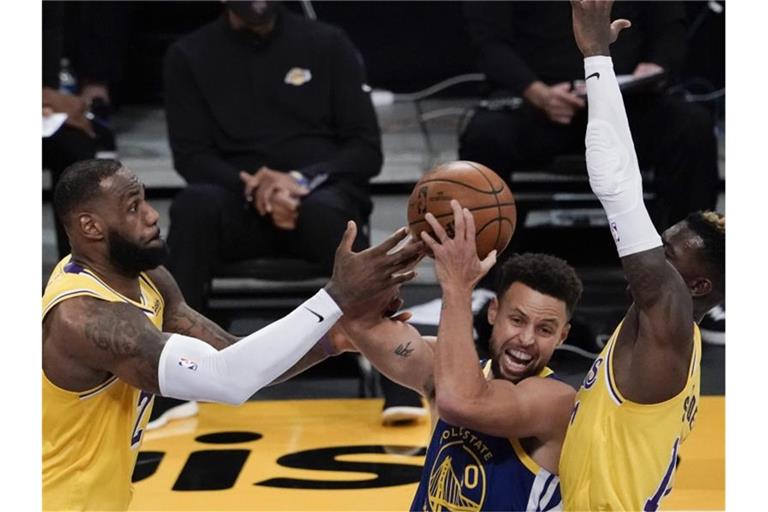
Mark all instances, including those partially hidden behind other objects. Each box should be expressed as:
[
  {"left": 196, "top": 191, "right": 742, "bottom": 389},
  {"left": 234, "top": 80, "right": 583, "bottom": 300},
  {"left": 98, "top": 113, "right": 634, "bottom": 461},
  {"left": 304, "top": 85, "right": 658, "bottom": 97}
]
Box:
[
  {"left": 164, "top": 0, "right": 381, "bottom": 311},
  {"left": 459, "top": 1, "right": 719, "bottom": 232},
  {"left": 160, "top": 0, "right": 425, "bottom": 427}
]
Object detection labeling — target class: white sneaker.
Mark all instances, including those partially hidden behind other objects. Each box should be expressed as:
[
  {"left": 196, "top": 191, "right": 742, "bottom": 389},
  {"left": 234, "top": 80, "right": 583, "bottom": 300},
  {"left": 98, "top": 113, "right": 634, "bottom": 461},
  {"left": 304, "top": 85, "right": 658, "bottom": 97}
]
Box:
[{"left": 146, "top": 399, "right": 199, "bottom": 431}]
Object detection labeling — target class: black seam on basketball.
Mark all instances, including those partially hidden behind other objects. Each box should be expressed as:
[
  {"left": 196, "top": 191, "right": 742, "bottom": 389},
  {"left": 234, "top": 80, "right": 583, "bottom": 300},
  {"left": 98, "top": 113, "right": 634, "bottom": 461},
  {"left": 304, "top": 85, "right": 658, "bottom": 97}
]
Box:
[
  {"left": 407, "top": 203, "right": 516, "bottom": 227},
  {"left": 465, "top": 162, "right": 504, "bottom": 255},
  {"left": 415, "top": 177, "right": 506, "bottom": 195}
]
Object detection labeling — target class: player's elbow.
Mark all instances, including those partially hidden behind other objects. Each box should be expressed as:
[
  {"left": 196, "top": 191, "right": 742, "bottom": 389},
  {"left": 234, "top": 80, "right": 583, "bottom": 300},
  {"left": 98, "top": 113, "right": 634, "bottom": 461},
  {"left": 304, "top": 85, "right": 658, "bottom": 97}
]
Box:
[{"left": 436, "top": 392, "right": 476, "bottom": 427}]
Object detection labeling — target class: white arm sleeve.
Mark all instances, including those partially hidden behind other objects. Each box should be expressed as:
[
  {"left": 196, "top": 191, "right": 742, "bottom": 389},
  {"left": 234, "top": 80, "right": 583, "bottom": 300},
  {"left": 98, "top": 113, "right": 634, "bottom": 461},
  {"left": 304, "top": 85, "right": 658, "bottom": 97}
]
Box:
[
  {"left": 157, "top": 289, "right": 342, "bottom": 405},
  {"left": 584, "top": 56, "right": 661, "bottom": 257}
]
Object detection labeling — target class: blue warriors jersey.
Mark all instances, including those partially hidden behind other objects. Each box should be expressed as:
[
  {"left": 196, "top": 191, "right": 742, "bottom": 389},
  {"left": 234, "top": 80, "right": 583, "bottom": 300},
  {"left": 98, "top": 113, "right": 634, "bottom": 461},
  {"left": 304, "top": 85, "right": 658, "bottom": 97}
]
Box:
[{"left": 411, "top": 362, "right": 562, "bottom": 512}]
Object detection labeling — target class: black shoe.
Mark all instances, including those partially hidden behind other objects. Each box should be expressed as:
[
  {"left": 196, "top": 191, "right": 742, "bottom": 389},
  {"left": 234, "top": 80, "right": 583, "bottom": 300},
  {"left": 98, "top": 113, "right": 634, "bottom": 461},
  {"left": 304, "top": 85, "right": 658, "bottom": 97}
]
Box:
[
  {"left": 700, "top": 304, "right": 725, "bottom": 346},
  {"left": 147, "top": 396, "right": 199, "bottom": 431},
  {"left": 380, "top": 377, "right": 427, "bottom": 426}
]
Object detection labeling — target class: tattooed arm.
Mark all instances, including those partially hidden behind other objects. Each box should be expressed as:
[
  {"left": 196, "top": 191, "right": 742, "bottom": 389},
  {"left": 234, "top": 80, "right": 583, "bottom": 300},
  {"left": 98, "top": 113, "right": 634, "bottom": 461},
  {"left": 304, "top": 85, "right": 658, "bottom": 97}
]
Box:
[
  {"left": 342, "top": 317, "right": 436, "bottom": 398},
  {"left": 147, "top": 266, "right": 238, "bottom": 349},
  {"left": 43, "top": 297, "right": 171, "bottom": 394}
]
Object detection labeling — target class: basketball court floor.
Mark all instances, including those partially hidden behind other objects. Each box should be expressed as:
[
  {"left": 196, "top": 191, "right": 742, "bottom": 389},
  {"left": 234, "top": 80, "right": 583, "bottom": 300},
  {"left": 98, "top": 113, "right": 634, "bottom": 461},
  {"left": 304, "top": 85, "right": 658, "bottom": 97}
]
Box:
[
  {"left": 128, "top": 397, "right": 723, "bottom": 511},
  {"left": 43, "top": 102, "right": 725, "bottom": 510}
]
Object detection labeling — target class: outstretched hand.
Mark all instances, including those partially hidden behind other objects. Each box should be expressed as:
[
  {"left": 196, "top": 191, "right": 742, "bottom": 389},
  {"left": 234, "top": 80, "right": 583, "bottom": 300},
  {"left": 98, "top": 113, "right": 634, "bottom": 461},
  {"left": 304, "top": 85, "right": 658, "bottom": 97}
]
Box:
[
  {"left": 571, "top": 0, "right": 631, "bottom": 58},
  {"left": 325, "top": 222, "right": 425, "bottom": 319},
  {"left": 420, "top": 199, "right": 496, "bottom": 294}
]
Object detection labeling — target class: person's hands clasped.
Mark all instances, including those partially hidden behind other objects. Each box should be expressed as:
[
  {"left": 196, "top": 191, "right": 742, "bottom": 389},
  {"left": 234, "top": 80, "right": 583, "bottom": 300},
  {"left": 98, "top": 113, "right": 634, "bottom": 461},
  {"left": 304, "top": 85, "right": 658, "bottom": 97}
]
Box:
[
  {"left": 524, "top": 81, "right": 585, "bottom": 125},
  {"left": 240, "top": 167, "right": 309, "bottom": 216},
  {"left": 325, "top": 222, "right": 425, "bottom": 319},
  {"left": 270, "top": 188, "right": 300, "bottom": 230},
  {"left": 420, "top": 199, "right": 497, "bottom": 294}
]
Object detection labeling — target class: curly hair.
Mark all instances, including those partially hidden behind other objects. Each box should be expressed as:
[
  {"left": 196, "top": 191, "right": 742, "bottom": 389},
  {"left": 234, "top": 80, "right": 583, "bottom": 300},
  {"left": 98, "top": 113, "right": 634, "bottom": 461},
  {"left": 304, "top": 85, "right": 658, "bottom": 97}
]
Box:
[
  {"left": 53, "top": 159, "right": 124, "bottom": 223},
  {"left": 496, "top": 253, "right": 583, "bottom": 317},
  {"left": 685, "top": 210, "right": 725, "bottom": 294}
]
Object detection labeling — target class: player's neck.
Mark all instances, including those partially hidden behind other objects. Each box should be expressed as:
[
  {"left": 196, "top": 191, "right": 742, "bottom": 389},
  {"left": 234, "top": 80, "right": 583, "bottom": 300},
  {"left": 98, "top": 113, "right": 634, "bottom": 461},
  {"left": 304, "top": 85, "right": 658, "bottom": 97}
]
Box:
[
  {"left": 693, "top": 298, "right": 718, "bottom": 324},
  {"left": 71, "top": 252, "right": 143, "bottom": 302}
]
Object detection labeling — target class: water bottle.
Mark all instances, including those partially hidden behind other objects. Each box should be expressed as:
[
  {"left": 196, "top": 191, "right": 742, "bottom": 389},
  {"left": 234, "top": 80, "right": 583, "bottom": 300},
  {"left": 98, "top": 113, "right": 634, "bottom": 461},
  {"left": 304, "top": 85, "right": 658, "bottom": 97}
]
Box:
[{"left": 58, "top": 57, "right": 78, "bottom": 95}]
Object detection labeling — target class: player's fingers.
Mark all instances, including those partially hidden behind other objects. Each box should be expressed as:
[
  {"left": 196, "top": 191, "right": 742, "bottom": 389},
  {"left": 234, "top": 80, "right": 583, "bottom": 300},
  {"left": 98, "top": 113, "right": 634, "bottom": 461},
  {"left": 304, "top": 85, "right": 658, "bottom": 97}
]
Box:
[
  {"left": 386, "top": 240, "right": 424, "bottom": 268},
  {"left": 391, "top": 270, "right": 416, "bottom": 285},
  {"left": 420, "top": 230, "right": 441, "bottom": 253},
  {"left": 371, "top": 226, "right": 409, "bottom": 256},
  {"left": 450, "top": 200, "right": 466, "bottom": 241},
  {"left": 391, "top": 311, "right": 412, "bottom": 322},
  {"left": 336, "top": 220, "right": 357, "bottom": 254},
  {"left": 610, "top": 19, "right": 631, "bottom": 42},
  {"left": 385, "top": 296, "right": 405, "bottom": 313},
  {"left": 425, "top": 213, "right": 448, "bottom": 242},
  {"left": 481, "top": 250, "right": 497, "bottom": 274},
  {"left": 463, "top": 208, "right": 477, "bottom": 246}
]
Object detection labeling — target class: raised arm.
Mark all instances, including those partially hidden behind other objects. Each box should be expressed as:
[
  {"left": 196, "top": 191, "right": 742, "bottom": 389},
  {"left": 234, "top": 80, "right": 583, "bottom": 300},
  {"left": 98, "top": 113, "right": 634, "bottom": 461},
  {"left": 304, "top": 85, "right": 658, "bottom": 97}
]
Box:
[
  {"left": 571, "top": 0, "right": 693, "bottom": 399},
  {"left": 421, "top": 201, "right": 575, "bottom": 444}
]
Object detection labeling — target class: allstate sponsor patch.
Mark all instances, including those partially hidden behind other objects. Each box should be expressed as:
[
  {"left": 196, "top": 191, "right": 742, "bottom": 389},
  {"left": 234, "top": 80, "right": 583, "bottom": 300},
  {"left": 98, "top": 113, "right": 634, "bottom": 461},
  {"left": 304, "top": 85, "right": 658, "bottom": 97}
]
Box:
[{"left": 178, "top": 357, "right": 199, "bottom": 371}]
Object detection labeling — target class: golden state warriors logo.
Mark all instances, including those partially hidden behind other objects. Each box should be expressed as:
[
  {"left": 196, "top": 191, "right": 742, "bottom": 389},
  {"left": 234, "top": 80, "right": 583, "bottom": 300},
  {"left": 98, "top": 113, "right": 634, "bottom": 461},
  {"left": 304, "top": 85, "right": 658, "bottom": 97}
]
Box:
[
  {"left": 425, "top": 428, "right": 490, "bottom": 512},
  {"left": 284, "top": 67, "right": 312, "bottom": 86}
]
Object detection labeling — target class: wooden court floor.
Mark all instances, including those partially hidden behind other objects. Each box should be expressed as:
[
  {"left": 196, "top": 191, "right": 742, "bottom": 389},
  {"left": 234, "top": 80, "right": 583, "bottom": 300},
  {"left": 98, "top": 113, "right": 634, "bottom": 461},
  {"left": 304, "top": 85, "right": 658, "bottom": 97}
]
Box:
[{"left": 129, "top": 397, "right": 724, "bottom": 511}]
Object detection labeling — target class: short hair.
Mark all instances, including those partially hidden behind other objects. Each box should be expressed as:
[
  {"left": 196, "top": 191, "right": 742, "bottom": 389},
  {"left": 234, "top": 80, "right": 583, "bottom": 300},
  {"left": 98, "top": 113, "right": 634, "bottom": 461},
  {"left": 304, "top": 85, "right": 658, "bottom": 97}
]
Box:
[
  {"left": 496, "top": 253, "right": 583, "bottom": 318},
  {"left": 686, "top": 211, "right": 725, "bottom": 294},
  {"left": 53, "top": 159, "right": 124, "bottom": 222}
]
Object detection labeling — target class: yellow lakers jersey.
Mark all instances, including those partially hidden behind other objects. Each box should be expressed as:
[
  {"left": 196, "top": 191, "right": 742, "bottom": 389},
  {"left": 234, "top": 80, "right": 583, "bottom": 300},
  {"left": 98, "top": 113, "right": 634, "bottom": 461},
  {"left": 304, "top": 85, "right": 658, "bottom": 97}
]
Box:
[
  {"left": 559, "top": 320, "right": 702, "bottom": 511},
  {"left": 42, "top": 256, "right": 164, "bottom": 511}
]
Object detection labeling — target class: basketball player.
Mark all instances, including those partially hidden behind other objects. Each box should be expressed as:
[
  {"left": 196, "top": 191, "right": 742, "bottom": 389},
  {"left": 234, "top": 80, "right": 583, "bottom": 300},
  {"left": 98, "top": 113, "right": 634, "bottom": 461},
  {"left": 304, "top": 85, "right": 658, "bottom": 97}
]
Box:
[
  {"left": 558, "top": 2, "right": 725, "bottom": 510},
  {"left": 341, "top": 200, "right": 583, "bottom": 511},
  {"left": 42, "top": 159, "right": 422, "bottom": 511}
]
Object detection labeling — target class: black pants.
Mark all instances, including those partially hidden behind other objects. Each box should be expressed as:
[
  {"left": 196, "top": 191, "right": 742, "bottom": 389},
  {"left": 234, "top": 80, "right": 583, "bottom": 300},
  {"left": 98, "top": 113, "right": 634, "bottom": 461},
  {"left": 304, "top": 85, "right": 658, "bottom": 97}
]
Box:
[
  {"left": 459, "top": 93, "right": 719, "bottom": 232},
  {"left": 43, "top": 125, "right": 97, "bottom": 259},
  {"left": 166, "top": 182, "right": 371, "bottom": 313}
]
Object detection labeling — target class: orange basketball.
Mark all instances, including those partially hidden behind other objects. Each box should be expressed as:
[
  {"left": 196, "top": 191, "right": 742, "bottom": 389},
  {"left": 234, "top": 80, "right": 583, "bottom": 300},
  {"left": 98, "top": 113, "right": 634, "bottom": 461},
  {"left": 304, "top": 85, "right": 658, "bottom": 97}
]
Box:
[{"left": 407, "top": 161, "right": 516, "bottom": 259}]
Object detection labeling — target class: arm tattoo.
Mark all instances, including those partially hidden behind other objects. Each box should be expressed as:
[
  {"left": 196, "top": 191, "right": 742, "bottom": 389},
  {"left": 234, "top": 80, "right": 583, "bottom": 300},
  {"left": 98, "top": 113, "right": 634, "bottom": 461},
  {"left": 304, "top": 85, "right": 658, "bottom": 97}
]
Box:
[
  {"left": 84, "top": 313, "right": 147, "bottom": 356},
  {"left": 394, "top": 341, "right": 415, "bottom": 358},
  {"left": 82, "top": 306, "right": 162, "bottom": 391},
  {"left": 163, "top": 306, "right": 238, "bottom": 349}
]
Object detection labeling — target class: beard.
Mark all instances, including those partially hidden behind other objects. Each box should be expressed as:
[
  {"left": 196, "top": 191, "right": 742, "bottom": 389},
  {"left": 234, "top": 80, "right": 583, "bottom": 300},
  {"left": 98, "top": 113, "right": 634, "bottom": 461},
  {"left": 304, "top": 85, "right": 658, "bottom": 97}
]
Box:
[{"left": 108, "top": 229, "right": 168, "bottom": 274}]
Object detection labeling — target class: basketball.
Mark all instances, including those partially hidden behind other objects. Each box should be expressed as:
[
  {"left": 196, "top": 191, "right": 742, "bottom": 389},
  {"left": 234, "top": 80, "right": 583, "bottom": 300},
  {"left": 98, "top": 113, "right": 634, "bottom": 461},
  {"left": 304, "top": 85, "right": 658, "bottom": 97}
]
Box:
[{"left": 407, "top": 161, "right": 516, "bottom": 259}]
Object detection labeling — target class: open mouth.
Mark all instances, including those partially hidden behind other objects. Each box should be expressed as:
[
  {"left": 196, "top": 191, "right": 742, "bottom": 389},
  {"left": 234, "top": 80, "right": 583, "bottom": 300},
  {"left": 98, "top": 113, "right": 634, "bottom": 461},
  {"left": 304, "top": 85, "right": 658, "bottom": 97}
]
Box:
[{"left": 502, "top": 347, "right": 534, "bottom": 375}]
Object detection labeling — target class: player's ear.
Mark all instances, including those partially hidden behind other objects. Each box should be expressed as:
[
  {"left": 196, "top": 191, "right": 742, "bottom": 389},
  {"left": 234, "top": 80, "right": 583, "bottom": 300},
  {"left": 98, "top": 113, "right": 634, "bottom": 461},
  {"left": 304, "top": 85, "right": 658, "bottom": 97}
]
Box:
[
  {"left": 689, "top": 277, "right": 713, "bottom": 298},
  {"left": 78, "top": 212, "right": 105, "bottom": 241},
  {"left": 558, "top": 323, "right": 571, "bottom": 347},
  {"left": 487, "top": 297, "right": 499, "bottom": 326}
]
